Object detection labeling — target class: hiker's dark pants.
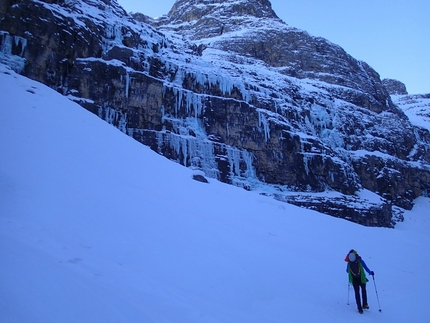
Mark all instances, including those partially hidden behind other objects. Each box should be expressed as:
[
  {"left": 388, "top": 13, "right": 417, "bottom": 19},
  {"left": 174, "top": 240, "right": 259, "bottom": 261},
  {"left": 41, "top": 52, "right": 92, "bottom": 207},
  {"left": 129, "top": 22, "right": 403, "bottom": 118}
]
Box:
[{"left": 352, "top": 278, "right": 368, "bottom": 310}]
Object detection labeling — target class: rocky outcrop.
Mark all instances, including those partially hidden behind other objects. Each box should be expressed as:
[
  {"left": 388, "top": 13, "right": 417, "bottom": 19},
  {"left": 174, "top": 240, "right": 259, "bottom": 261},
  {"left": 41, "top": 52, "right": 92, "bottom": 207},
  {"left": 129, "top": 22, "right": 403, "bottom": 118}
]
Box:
[
  {"left": 279, "top": 193, "right": 403, "bottom": 227},
  {"left": 383, "top": 78, "right": 408, "bottom": 95},
  {"left": 1, "top": 0, "right": 430, "bottom": 227}
]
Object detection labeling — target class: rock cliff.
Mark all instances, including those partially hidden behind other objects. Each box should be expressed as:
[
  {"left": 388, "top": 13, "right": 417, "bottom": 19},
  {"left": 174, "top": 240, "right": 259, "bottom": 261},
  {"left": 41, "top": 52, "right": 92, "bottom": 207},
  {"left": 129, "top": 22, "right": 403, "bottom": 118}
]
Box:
[
  {"left": 383, "top": 78, "right": 408, "bottom": 95},
  {"left": 1, "top": 0, "right": 430, "bottom": 227}
]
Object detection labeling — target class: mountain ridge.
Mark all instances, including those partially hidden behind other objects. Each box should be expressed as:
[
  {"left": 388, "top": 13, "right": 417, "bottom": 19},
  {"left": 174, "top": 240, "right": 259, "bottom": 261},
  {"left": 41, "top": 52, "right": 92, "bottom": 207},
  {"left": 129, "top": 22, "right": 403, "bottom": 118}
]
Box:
[
  {"left": 1, "top": 0, "right": 430, "bottom": 226},
  {"left": 157, "top": 0, "right": 393, "bottom": 111}
]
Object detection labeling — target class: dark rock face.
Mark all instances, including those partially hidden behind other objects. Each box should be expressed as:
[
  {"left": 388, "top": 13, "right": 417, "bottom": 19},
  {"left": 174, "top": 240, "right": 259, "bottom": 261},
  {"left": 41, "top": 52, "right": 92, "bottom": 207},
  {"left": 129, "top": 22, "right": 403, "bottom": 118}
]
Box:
[
  {"left": 168, "top": 0, "right": 278, "bottom": 24},
  {"left": 162, "top": 0, "right": 393, "bottom": 114},
  {"left": 1, "top": 0, "right": 430, "bottom": 227},
  {"left": 279, "top": 193, "right": 401, "bottom": 227},
  {"left": 0, "top": 0, "right": 11, "bottom": 20},
  {"left": 383, "top": 78, "right": 408, "bottom": 95}
]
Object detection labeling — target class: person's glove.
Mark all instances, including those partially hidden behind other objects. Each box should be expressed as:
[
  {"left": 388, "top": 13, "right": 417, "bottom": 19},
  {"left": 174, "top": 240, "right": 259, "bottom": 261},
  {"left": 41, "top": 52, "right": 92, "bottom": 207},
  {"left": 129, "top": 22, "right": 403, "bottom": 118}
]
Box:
[{"left": 370, "top": 271, "right": 375, "bottom": 276}]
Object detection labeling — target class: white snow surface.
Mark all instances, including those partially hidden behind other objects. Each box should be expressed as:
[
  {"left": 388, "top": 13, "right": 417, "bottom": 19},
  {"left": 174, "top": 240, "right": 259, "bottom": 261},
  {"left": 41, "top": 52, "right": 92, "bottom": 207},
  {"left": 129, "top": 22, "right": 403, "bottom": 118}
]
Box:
[
  {"left": 1, "top": 63, "right": 429, "bottom": 322},
  {"left": 392, "top": 94, "right": 430, "bottom": 131}
]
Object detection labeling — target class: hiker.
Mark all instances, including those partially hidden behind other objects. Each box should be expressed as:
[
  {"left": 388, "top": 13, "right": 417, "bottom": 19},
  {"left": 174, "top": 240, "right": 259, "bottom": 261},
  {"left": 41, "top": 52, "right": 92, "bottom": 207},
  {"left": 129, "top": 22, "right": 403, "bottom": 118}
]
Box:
[{"left": 345, "top": 249, "right": 375, "bottom": 314}]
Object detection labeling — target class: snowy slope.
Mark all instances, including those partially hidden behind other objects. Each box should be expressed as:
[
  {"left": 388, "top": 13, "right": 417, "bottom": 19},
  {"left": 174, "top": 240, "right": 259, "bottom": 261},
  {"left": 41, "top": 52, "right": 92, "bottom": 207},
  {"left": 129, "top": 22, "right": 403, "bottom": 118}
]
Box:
[
  {"left": 1, "top": 63, "right": 429, "bottom": 322},
  {"left": 392, "top": 94, "right": 430, "bottom": 131}
]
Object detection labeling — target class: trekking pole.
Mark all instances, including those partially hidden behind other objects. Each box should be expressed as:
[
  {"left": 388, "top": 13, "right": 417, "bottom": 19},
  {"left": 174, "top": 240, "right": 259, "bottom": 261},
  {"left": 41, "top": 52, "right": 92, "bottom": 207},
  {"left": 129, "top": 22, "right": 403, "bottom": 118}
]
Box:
[
  {"left": 372, "top": 275, "right": 382, "bottom": 312},
  {"left": 347, "top": 281, "right": 350, "bottom": 305}
]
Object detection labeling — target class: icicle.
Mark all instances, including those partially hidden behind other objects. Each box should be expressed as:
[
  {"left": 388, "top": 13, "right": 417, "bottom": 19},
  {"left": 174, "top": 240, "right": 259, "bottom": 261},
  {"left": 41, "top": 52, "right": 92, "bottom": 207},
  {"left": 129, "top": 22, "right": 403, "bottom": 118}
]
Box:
[
  {"left": 0, "top": 32, "right": 26, "bottom": 72},
  {"left": 14, "top": 36, "right": 27, "bottom": 56},
  {"left": 309, "top": 104, "right": 330, "bottom": 130},
  {"left": 173, "top": 88, "right": 182, "bottom": 116},
  {"left": 162, "top": 84, "right": 167, "bottom": 98},
  {"left": 242, "top": 150, "right": 256, "bottom": 179},
  {"left": 257, "top": 110, "right": 270, "bottom": 141},
  {"left": 160, "top": 105, "right": 165, "bottom": 119},
  {"left": 98, "top": 104, "right": 128, "bottom": 133},
  {"left": 303, "top": 154, "right": 310, "bottom": 175},
  {"left": 224, "top": 146, "right": 256, "bottom": 180},
  {"left": 185, "top": 91, "right": 193, "bottom": 114},
  {"left": 156, "top": 131, "right": 164, "bottom": 153},
  {"left": 125, "top": 71, "right": 130, "bottom": 99},
  {"left": 173, "top": 67, "right": 185, "bottom": 85}
]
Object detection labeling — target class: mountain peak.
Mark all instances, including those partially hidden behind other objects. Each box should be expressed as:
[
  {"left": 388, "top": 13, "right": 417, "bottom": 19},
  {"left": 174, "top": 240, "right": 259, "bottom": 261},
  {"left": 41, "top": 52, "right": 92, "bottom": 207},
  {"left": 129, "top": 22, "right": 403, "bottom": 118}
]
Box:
[
  {"left": 158, "top": 0, "right": 281, "bottom": 40},
  {"left": 383, "top": 78, "right": 408, "bottom": 95},
  {"left": 168, "top": 0, "right": 278, "bottom": 21}
]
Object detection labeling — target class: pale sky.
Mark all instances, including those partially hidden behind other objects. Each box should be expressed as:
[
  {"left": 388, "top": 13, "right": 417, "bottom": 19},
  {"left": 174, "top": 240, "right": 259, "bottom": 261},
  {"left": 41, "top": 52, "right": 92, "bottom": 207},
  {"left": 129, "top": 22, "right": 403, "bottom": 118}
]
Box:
[{"left": 118, "top": 0, "right": 429, "bottom": 95}]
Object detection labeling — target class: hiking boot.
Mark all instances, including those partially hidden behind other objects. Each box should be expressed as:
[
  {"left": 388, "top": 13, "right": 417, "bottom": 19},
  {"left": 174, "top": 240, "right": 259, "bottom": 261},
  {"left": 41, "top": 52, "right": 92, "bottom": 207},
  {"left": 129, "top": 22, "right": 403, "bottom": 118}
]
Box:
[
  {"left": 358, "top": 309, "right": 364, "bottom": 314},
  {"left": 363, "top": 304, "right": 369, "bottom": 309}
]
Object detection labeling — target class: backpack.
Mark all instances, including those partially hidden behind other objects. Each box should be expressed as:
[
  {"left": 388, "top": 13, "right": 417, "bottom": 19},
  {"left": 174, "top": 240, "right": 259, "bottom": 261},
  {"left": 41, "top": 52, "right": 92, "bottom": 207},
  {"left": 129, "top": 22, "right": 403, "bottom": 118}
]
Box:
[{"left": 349, "top": 260, "right": 361, "bottom": 279}]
